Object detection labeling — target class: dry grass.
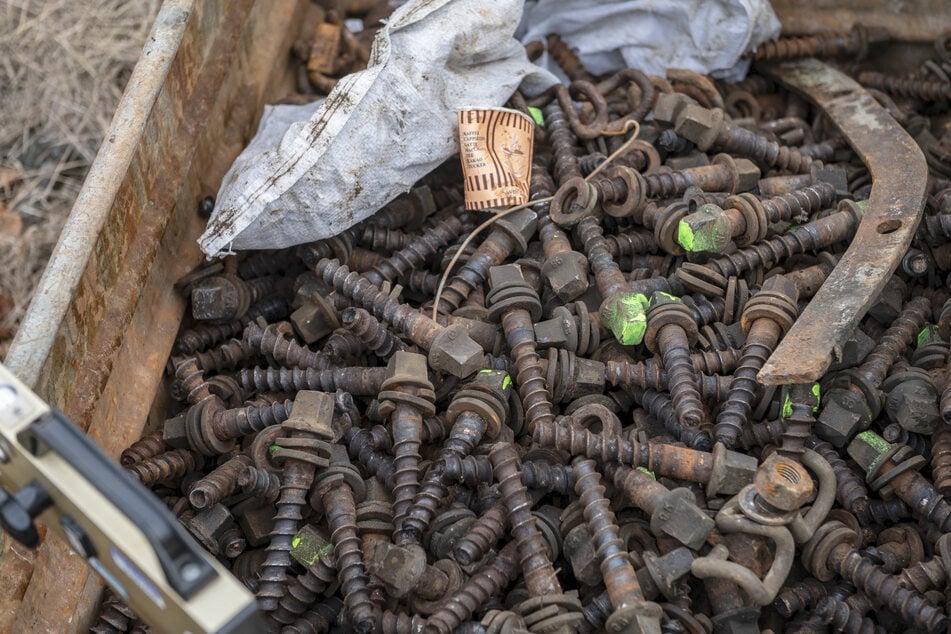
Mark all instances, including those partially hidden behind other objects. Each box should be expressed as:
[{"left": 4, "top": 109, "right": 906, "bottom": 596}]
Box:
[{"left": 0, "top": 0, "right": 160, "bottom": 355}]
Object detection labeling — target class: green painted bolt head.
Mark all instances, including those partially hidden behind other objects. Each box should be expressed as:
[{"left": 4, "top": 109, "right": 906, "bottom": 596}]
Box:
[
  {"left": 599, "top": 292, "right": 649, "bottom": 345},
  {"left": 847, "top": 430, "right": 892, "bottom": 475},
  {"left": 290, "top": 525, "right": 333, "bottom": 567},
  {"left": 677, "top": 204, "right": 733, "bottom": 254},
  {"left": 918, "top": 325, "right": 943, "bottom": 348}
]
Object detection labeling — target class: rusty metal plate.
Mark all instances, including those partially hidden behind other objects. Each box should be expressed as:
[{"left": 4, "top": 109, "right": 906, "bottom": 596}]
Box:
[{"left": 758, "top": 58, "right": 928, "bottom": 385}]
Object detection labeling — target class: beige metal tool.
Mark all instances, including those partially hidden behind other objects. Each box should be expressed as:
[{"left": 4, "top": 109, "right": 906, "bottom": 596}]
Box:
[{"left": 0, "top": 362, "right": 265, "bottom": 634}]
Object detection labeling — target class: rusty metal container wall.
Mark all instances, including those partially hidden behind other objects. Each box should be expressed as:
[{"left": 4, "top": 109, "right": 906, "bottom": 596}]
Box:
[
  {"left": 0, "top": 0, "right": 306, "bottom": 630},
  {"left": 770, "top": 0, "right": 951, "bottom": 42}
]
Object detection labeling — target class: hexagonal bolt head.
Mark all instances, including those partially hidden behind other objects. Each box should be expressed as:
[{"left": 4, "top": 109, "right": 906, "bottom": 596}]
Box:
[
  {"left": 649, "top": 489, "right": 715, "bottom": 550},
  {"left": 429, "top": 324, "right": 483, "bottom": 378},
  {"left": 564, "top": 357, "right": 606, "bottom": 400},
  {"left": 884, "top": 372, "right": 940, "bottom": 434},
  {"left": 816, "top": 389, "right": 871, "bottom": 447},
  {"left": 534, "top": 311, "right": 573, "bottom": 350},
  {"left": 284, "top": 390, "right": 336, "bottom": 439},
  {"left": 367, "top": 542, "right": 426, "bottom": 598},
  {"left": 846, "top": 430, "right": 892, "bottom": 473},
  {"left": 753, "top": 453, "right": 815, "bottom": 512},
  {"left": 541, "top": 251, "right": 589, "bottom": 302},
  {"left": 495, "top": 208, "right": 538, "bottom": 254},
  {"left": 233, "top": 501, "right": 275, "bottom": 547},
  {"left": 812, "top": 163, "right": 851, "bottom": 198},
  {"left": 706, "top": 443, "right": 758, "bottom": 497},
  {"left": 678, "top": 205, "right": 733, "bottom": 254},
  {"left": 191, "top": 275, "right": 248, "bottom": 321},
  {"left": 674, "top": 104, "right": 724, "bottom": 152},
  {"left": 289, "top": 524, "right": 333, "bottom": 568}
]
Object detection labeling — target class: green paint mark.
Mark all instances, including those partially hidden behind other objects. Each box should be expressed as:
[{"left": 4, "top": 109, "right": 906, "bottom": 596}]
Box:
[
  {"left": 291, "top": 535, "right": 334, "bottom": 567},
  {"left": 502, "top": 374, "right": 512, "bottom": 391},
  {"left": 678, "top": 221, "right": 696, "bottom": 251},
  {"left": 854, "top": 200, "right": 868, "bottom": 217},
  {"left": 811, "top": 383, "right": 821, "bottom": 411},
  {"left": 636, "top": 467, "right": 656, "bottom": 480},
  {"left": 601, "top": 293, "right": 649, "bottom": 345},
  {"left": 292, "top": 536, "right": 301, "bottom": 548},
  {"left": 918, "top": 325, "right": 941, "bottom": 348},
  {"left": 857, "top": 430, "right": 890, "bottom": 454},
  {"left": 781, "top": 394, "right": 793, "bottom": 419},
  {"left": 269, "top": 444, "right": 282, "bottom": 454},
  {"left": 656, "top": 292, "right": 678, "bottom": 302},
  {"left": 528, "top": 107, "right": 544, "bottom": 126}
]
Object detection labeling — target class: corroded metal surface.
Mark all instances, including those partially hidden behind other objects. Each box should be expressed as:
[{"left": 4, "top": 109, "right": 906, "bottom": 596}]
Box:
[{"left": 758, "top": 59, "right": 928, "bottom": 385}]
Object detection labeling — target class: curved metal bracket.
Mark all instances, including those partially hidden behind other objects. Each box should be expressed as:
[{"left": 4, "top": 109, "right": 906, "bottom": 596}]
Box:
[{"left": 757, "top": 59, "right": 928, "bottom": 385}]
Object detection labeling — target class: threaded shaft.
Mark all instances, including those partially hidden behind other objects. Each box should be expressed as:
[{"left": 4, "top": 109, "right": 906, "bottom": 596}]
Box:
[
  {"left": 858, "top": 71, "right": 950, "bottom": 102},
  {"left": 775, "top": 578, "right": 828, "bottom": 617},
  {"left": 257, "top": 460, "right": 317, "bottom": 611},
  {"left": 341, "top": 308, "right": 406, "bottom": 359},
  {"left": 238, "top": 465, "right": 281, "bottom": 503},
  {"left": 750, "top": 30, "right": 866, "bottom": 61},
  {"left": 188, "top": 454, "right": 251, "bottom": 510},
  {"left": 90, "top": 589, "right": 135, "bottom": 633},
  {"left": 932, "top": 426, "right": 951, "bottom": 496},
  {"left": 390, "top": 407, "right": 424, "bottom": 542},
  {"left": 655, "top": 326, "right": 706, "bottom": 429},
  {"left": 761, "top": 181, "right": 837, "bottom": 223},
  {"left": 237, "top": 367, "right": 384, "bottom": 396},
  {"left": 212, "top": 399, "right": 294, "bottom": 441},
  {"left": 343, "top": 428, "right": 395, "bottom": 489},
  {"left": 119, "top": 431, "right": 166, "bottom": 466},
  {"left": 502, "top": 310, "right": 555, "bottom": 433},
  {"left": 319, "top": 485, "right": 376, "bottom": 633},
  {"left": 283, "top": 598, "right": 343, "bottom": 634},
  {"left": 436, "top": 229, "right": 517, "bottom": 316},
  {"left": 244, "top": 321, "right": 330, "bottom": 370},
  {"left": 125, "top": 449, "right": 200, "bottom": 487},
  {"left": 313, "top": 259, "right": 443, "bottom": 350},
  {"left": 714, "top": 123, "right": 813, "bottom": 173},
  {"left": 547, "top": 34, "right": 592, "bottom": 82},
  {"left": 573, "top": 458, "right": 645, "bottom": 608},
  {"left": 366, "top": 213, "right": 471, "bottom": 288},
  {"left": 577, "top": 214, "right": 628, "bottom": 299},
  {"left": 635, "top": 387, "right": 714, "bottom": 450},
  {"left": 715, "top": 320, "right": 781, "bottom": 448},
  {"left": 832, "top": 546, "right": 947, "bottom": 632},
  {"left": 857, "top": 297, "right": 931, "bottom": 387},
  {"left": 190, "top": 338, "right": 257, "bottom": 374},
  {"left": 361, "top": 224, "right": 413, "bottom": 252},
  {"left": 272, "top": 554, "right": 337, "bottom": 626},
  {"left": 815, "top": 597, "right": 884, "bottom": 634},
  {"left": 544, "top": 101, "right": 583, "bottom": 184},
  {"left": 452, "top": 502, "right": 507, "bottom": 566},
  {"left": 490, "top": 442, "right": 561, "bottom": 596}
]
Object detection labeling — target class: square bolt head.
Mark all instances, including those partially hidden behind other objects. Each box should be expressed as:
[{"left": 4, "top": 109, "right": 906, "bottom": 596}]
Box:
[
  {"left": 191, "top": 276, "right": 244, "bottom": 321},
  {"left": 470, "top": 368, "right": 512, "bottom": 396},
  {"left": 429, "top": 325, "right": 483, "bottom": 378},
  {"left": 652, "top": 92, "right": 696, "bottom": 128},
  {"left": 706, "top": 443, "right": 757, "bottom": 497},
  {"left": 541, "top": 251, "right": 589, "bottom": 302},
  {"left": 163, "top": 414, "right": 189, "bottom": 449},
  {"left": 563, "top": 524, "right": 602, "bottom": 586},
  {"left": 188, "top": 503, "right": 233, "bottom": 543},
  {"left": 534, "top": 316, "right": 570, "bottom": 349},
  {"left": 811, "top": 163, "right": 851, "bottom": 198},
  {"left": 650, "top": 490, "right": 714, "bottom": 550},
  {"left": 487, "top": 264, "right": 527, "bottom": 290},
  {"left": 290, "top": 524, "right": 333, "bottom": 568},
  {"left": 600, "top": 292, "right": 649, "bottom": 346},
  {"left": 367, "top": 542, "right": 426, "bottom": 598},
  {"left": 385, "top": 350, "right": 430, "bottom": 382},
  {"left": 710, "top": 608, "right": 761, "bottom": 634},
  {"left": 867, "top": 277, "right": 906, "bottom": 325},
  {"left": 665, "top": 152, "right": 710, "bottom": 171},
  {"left": 604, "top": 602, "right": 663, "bottom": 634},
  {"left": 816, "top": 390, "right": 870, "bottom": 448},
  {"left": 234, "top": 502, "right": 275, "bottom": 547},
  {"left": 496, "top": 208, "right": 538, "bottom": 253},
  {"left": 846, "top": 430, "right": 891, "bottom": 474},
  {"left": 674, "top": 104, "right": 724, "bottom": 152},
  {"left": 734, "top": 159, "right": 761, "bottom": 193},
  {"left": 566, "top": 357, "right": 606, "bottom": 400},
  {"left": 284, "top": 390, "right": 335, "bottom": 438},
  {"left": 828, "top": 328, "right": 875, "bottom": 372},
  {"left": 643, "top": 548, "right": 694, "bottom": 597},
  {"left": 290, "top": 300, "right": 337, "bottom": 344},
  {"left": 678, "top": 205, "right": 733, "bottom": 254}
]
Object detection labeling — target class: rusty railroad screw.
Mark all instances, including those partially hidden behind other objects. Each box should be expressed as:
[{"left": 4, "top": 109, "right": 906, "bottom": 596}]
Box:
[
  {"left": 187, "top": 453, "right": 252, "bottom": 510},
  {"left": 572, "top": 458, "right": 663, "bottom": 634},
  {"left": 312, "top": 258, "right": 484, "bottom": 377},
  {"left": 490, "top": 442, "right": 583, "bottom": 632},
  {"left": 803, "top": 519, "right": 948, "bottom": 633},
  {"left": 271, "top": 524, "right": 337, "bottom": 627},
  {"left": 644, "top": 292, "right": 705, "bottom": 428},
  {"left": 817, "top": 296, "right": 931, "bottom": 446},
  {"left": 400, "top": 369, "right": 510, "bottom": 543},
  {"left": 256, "top": 391, "right": 336, "bottom": 612},
  {"left": 377, "top": 351, "right": 437, "bottom": 545},
  {"left": 191, "top": 274, "right": 291, "bottom": 322},
  {"left": 749, "top": 24, "right": 886, "bottom": 61},
  {"left": 714, "top": 276, "right": 799, "bottom": 448},
  {"left": 677, "top": 182, "right": 837, "bottom": 254},
  {"left": 486, "top": 265, "right": 557, "bottom": 434}
]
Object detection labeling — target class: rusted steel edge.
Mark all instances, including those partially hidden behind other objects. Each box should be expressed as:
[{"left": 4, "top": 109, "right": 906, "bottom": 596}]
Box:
[
  {"left": 758, "top": 58, "right": 928, "bottom": 385},
  {"left": 3, "top": 1, "right": 192, "bottom": 389}
]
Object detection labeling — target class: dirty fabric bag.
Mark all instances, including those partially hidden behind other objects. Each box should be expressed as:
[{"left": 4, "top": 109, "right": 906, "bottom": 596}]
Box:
[
  {"left": 519, "top": 0, "right": 780, "bottom": 81},
  {"left": 199, "top": 0, "right": 555, "bottom": 257}
]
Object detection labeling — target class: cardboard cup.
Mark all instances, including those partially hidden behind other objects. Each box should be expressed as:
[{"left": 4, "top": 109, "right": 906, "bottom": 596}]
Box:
[{"left": 457, "top": 107, "right": 534, "bottom": 210}]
